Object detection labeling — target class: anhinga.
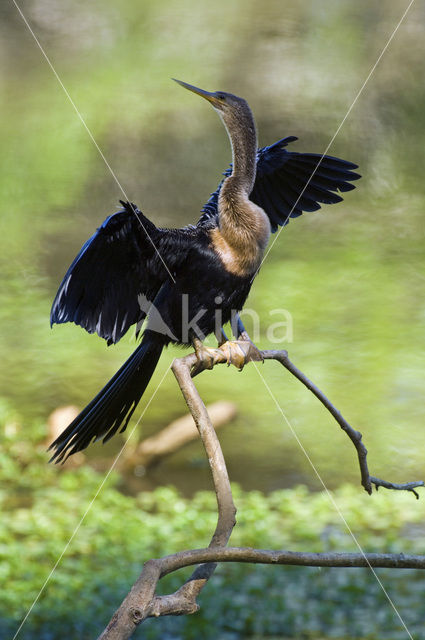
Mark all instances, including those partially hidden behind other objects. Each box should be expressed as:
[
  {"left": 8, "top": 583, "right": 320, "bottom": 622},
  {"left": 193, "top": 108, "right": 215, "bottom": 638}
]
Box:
[{"left": 49, "top": 79, "right": 360, "bottom": 462}]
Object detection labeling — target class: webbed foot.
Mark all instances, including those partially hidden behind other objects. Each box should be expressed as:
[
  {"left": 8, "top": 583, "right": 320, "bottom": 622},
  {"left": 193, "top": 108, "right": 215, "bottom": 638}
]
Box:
[
  {"left": 191, "top": 343, "right": 224, "bottom": 377},
  {"left": 219, "top": 340, "right": 263, "bottom": 370},
  {"left": 191, "top": 337, "right": 263, "bottom": 377}
]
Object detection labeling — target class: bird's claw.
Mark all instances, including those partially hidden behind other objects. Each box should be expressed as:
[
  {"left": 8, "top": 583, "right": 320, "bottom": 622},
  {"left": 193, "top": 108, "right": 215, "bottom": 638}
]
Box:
[
  {"left": 219, "top": 340, "right": 263, "bottom": 370},
  {"left": 191, "top": 340, "right": 263, "bottom": 377},
  {"left": 191, "top": 345, "right": 222, "bottom": 377}
]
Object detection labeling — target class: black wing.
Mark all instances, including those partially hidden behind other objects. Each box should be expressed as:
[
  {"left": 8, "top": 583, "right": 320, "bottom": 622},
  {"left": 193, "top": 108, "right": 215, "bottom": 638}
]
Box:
[
  {"left": 51, "top": 201, "right": 184, "bottom": 344},
  {"left": 200, "top": 136, "right": 360, "bottom": 232}
]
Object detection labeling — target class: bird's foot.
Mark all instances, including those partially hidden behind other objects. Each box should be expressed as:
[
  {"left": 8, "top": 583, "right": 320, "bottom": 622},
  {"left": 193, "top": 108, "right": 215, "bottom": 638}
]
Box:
[
  {"left": 191, "top": 344, "right": 223, "bottom": 377},
  {"left": 220, "top": 339, "right": 264, "bottom": 370},
  {"left": 191, "top": 339, "right": 263, "bottom": 377}
]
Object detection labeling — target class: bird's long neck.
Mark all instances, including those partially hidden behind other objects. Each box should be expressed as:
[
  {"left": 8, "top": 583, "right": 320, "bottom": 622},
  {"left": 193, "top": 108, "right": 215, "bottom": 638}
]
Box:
[
  {"left": 213, "top": 104, "right": 270, "bottom": 276},
  {"left": 222, "top": 108, "right": 257, "bottom": 196},
  {"left": 218, "top": 106, "right": 258, "bottom": 225}
]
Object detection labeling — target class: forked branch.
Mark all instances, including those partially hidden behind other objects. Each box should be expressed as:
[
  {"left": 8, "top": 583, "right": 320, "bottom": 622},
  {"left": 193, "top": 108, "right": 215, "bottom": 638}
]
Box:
[{"left": 98, "top": 345, "right": 424, "bottom": 640}]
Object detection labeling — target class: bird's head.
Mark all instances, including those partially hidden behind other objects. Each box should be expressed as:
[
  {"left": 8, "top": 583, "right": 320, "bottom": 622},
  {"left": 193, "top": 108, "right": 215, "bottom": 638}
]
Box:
[{"left": 173, "top": 79, "right": 253, "bottom": 131}]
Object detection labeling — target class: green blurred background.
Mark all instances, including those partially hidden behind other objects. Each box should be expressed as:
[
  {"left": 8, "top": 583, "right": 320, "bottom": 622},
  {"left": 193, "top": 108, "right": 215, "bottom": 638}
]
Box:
[{"left": 1, "top": 0, "right": 425, "bottom": 638}]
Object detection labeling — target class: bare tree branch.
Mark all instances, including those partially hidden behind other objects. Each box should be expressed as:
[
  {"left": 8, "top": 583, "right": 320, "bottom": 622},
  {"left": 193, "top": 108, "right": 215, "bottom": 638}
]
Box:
[
  {"left": 98, "top": 544, "right": 425, "bottom": 639},
  {"left": 98, "top": 351, "right": 236, "bottom": 639},
  {"left": 262, "top": 349, "right": 424, "bottom": 497},
  {"left": 144, "top": 546, "right": 425, "bottom": 575},
  {"left": 97, "top": 344, "right": 424, "bottom": 640}
]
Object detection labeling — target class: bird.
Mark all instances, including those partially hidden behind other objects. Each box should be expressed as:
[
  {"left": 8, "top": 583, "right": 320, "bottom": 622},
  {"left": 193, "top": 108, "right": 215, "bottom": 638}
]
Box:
[{"left": 49, "top": 79, "right": 360, "bottom": 462}]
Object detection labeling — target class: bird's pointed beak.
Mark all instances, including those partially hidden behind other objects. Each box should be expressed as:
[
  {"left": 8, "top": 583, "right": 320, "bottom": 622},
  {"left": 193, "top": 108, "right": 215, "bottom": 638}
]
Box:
[{"left": 172, "top": 79, "right": 223, "bottom": 108}]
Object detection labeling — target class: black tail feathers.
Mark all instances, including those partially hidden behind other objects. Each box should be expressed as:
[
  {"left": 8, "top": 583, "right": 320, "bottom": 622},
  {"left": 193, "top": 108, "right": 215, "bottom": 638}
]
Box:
[{"left": 49, "top": 333, "right": 163, "bottom": 463}]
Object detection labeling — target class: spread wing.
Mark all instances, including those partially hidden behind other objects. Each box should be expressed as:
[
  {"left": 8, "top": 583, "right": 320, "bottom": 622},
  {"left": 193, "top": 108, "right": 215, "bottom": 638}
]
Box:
[
  {"left": 200, "top": 136, "right": 360, "bottom": 231},
  {"left": 51, "top": 201, "right": 188, "bottom": 344}
]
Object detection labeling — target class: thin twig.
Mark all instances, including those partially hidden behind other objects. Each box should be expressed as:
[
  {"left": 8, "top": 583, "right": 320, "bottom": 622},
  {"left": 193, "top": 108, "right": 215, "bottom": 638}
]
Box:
[
  {"left": 370, "top": 477, "right": 424, "bottom": 500},
  {"left": 262, "top": 349, "right": 424, "bottom": 497}
]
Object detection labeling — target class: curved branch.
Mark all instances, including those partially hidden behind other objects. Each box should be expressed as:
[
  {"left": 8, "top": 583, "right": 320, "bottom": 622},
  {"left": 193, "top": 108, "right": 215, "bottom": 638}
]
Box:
[
  {"left": 165, "top": 353, "right": 236, "bottom": 596},
  {"left": 98, "top": 352, "right": 236, "bottom": 639},
  {"left": 98, "top": 344, "right": 424, "bottom": 640},
  {"left": 262, "top": 349, "right": 424, "bottom": 497},
  {"left": 98, "top": 542, "right": 425, "bottom": 640}
]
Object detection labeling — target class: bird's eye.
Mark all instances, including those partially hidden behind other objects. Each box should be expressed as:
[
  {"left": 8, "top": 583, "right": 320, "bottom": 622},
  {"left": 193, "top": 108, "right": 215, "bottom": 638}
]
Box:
[{"left": 216, "top": 93, "right": 226, "bottom": 101}]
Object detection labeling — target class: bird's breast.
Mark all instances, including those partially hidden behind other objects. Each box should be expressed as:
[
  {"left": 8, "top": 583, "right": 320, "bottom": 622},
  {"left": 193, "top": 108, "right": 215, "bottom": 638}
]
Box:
[
  {"left": 209, "top": 192, "right": 271, "bottom": 277},
  {"left": 209, "top": 207, "right": 270, "bottom": 278}
]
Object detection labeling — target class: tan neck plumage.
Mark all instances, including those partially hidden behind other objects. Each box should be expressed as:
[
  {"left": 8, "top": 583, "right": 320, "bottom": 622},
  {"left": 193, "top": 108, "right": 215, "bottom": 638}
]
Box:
[{"left": 210, "top": 105, "right": 270, "bottom": 277}]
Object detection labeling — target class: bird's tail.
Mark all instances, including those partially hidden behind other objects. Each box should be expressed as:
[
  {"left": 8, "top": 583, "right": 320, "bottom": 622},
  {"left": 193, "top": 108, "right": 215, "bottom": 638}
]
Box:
[{"left": 49, "top": 332, "right": 164, "bottom": 463}]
